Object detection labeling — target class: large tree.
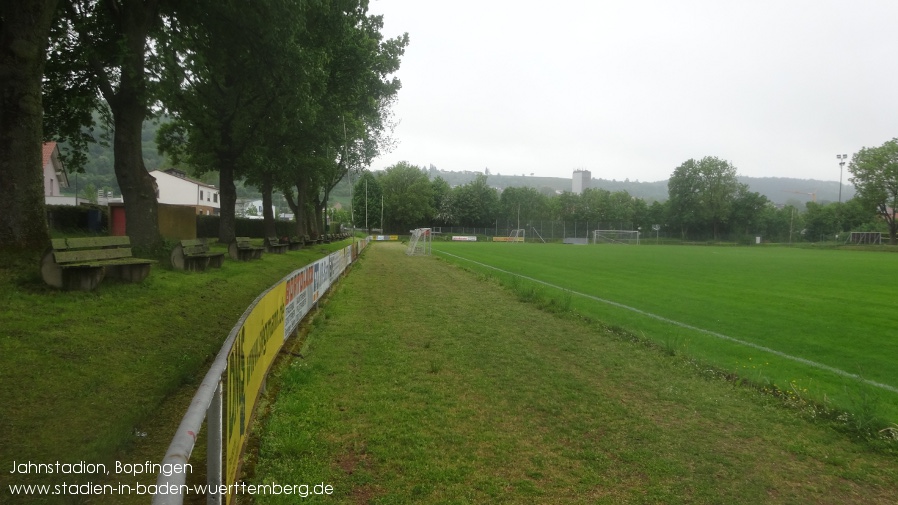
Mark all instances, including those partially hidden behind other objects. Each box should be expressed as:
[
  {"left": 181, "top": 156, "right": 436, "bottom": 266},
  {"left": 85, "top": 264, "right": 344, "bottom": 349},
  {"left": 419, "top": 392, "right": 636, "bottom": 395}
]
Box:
[
  {"left": 47, "top": 0, "right": 167, "bottom": 249},
  {"left": 157, "top": 0, "right": 316, "bottom": 243},
  {"left": 0, "top": 0, "right": 59, "bottom": 253},
  {"left": 451, "top": 173, "right": 498, "bottom": 228},
  {"left": 499, "top": 186, "right": 549, "bottom": 229},
  {"left": 668, "top": 156, "right": 740, "bottom": 239},
  {"left": 849, "top": 138, "right": 898, "bottom": 244},
  {"left": 379, "top": 162, "right": 432, "bottom": 233}
]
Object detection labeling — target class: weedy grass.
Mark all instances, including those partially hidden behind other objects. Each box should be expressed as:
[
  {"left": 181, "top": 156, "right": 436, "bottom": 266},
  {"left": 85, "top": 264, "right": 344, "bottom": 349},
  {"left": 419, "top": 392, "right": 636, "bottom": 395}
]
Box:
[
  {"left": 431, "top": 242, "right": 898, "bottom": 426},
  {"left": 0, "top": 239, "right": 350, "bottom": 504},
  {"left": 250, "top": 243, "right": 897, "bottom": 505}
]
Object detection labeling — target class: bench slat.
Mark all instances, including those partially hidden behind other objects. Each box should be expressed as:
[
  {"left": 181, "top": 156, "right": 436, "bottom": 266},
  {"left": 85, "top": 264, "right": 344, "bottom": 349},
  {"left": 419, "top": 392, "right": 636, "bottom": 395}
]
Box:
[
  {"left": 55, "top": 247, "right": 133, "bottom": 264},
  {"left": 58, "top": 236, "right": 132, "bottom": 250}
]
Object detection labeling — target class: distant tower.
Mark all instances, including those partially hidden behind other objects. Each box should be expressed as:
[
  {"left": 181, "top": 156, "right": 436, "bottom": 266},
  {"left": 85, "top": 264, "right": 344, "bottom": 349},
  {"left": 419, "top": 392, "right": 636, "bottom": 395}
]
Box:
[{"left": 572, "top": 169, "right": 591, "bottom": 194}]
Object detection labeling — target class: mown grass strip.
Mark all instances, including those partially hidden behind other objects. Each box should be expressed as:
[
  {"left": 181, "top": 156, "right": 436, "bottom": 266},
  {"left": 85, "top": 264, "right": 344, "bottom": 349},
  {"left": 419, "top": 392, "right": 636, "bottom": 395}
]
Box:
[{"left": 251, "top": 243, "right": 897, "bottom": 505}]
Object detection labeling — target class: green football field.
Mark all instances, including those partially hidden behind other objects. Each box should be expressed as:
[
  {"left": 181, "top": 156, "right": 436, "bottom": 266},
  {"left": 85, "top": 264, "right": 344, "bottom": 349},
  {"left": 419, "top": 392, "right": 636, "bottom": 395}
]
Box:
[{"left": 432, "top": 241, "right": 898, "bottom": 423}]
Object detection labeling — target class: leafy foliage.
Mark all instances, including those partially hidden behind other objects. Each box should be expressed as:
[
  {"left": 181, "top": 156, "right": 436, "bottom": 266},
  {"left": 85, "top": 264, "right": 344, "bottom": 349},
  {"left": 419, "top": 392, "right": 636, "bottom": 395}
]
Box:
[{"left": 849, "top": 138, "right": 898, "bottom": 244}]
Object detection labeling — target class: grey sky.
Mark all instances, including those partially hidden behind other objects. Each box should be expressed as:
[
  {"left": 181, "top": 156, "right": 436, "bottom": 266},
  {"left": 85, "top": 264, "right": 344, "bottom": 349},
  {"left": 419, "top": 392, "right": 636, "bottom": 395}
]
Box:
[{"left": 368, "top": 0, "right": 898, "bottom": 183}]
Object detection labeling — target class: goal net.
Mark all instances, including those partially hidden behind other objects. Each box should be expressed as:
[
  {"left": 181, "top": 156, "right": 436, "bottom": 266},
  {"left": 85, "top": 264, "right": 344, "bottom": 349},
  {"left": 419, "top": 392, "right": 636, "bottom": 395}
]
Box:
[
  {"left": 509, "top": 229, "right": 525, "bottom": 242},
  {"left": 593, "top": 230, "right": 640, "bottom": 245},
  {"left": 847, "top": 231, "right": 882, "bottom": 245},
  {"left": 406, "top": 228, "right": 433, "bottom": 255}
]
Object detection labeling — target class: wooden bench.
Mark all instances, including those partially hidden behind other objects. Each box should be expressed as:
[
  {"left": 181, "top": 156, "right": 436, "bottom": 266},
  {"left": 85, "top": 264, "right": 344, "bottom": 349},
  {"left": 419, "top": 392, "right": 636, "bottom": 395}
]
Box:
[
  {"left": 41, "top": 236, "right": 156, "bottom": 290},
  {"left": 170, "top": 238, "right": 226, "bottom": 271},
  {"left": 228, "top": 237, "right": 264, "bottom": 261},
  {"left": 285, "top": 236, "right": 304, "bottom": 251},
  {"left": 266, "top": 236, "right": 288, "bottom": 254}
]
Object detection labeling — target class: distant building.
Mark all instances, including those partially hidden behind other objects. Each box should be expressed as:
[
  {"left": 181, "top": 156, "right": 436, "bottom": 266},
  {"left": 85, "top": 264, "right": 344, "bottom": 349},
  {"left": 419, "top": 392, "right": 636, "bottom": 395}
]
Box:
[
  {"left": 150, "top": 168, "right": 220, "bottom": 215},
  {"left": 572, "top": 169, "right": 591, "bottom": 194},
  {"left": 241, "top": 199, "right": 276, "bottom": 219},
  {"left": 42, "top": 142, "right": 71, "bottom": 205}
]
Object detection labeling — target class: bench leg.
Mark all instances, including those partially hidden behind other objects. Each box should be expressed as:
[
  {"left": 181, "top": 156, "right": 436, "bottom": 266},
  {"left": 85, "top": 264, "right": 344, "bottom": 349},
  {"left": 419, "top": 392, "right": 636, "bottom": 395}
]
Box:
[
  {"left": 185, "top": 256, "right": 211, "bottom": 272},
  {"left": 41, "top": 250, "right": 65, "bottom": 289},
  {"left": 41, "top": 250, "right": 105, "bottom": 290},
  {"left": 170, "top": 244, "right": 187, "bottom": 270},
  {"left": 105, "top": 264, "right": 152, "bottom": 283}
]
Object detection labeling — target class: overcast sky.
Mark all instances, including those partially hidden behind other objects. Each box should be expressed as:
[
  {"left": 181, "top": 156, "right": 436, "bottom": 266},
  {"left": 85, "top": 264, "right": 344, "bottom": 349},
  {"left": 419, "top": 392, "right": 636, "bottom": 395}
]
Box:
[{"left": 367, "top": 0, "right": 898, "bottom": 183}]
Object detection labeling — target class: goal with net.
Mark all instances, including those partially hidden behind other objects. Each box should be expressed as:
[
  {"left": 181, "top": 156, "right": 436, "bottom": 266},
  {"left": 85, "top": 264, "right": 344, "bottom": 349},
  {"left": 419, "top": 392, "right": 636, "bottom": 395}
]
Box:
[
  {"left": 508, "top": 229, "right": 525, "bottom": 242},
  {"left": 847, "top": 231, "right": 882, "bottom": 245},
  {"left": 592, "top": 229, "right": 640, "bottom": 245},
  {"left": 406, "top": 228, "right": 433, "bottom": 255}
]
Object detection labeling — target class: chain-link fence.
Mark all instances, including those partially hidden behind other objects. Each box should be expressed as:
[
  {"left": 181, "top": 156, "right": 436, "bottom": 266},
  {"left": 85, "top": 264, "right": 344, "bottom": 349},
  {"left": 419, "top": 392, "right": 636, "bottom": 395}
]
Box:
[{"left": 431, "top": 221, "right": 666, "bottom": 242}]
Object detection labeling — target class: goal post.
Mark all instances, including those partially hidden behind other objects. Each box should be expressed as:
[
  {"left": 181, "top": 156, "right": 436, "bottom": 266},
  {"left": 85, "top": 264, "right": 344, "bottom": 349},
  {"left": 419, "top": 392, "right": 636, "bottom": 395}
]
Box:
[
  {"left": 592, "top": 229, "right": 640, "bottom": 245},
  {"left": 847, "top": 231, "right": 882, "bottom": 245},
  {"left": 406, "top": 228, "right": 433, "bottom": 255},
  {"left": 509, "top": 229, "right": 525, "bottom": 243}
]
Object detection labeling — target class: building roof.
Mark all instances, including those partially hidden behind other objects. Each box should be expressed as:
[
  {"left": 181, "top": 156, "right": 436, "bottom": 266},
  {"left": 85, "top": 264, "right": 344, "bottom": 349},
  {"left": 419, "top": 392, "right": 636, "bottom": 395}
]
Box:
[
  {"left": 151, "top": 168, "right": 218, "bottom": 189},
  {"left": 42, "top": 142, "right": 57, "bottom": 167}
]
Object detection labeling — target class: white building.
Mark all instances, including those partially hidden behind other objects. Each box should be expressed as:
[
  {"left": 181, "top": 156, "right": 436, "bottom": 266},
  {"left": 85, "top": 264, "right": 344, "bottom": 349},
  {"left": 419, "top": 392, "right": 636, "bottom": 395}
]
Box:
[
  {"left": 572, "top": 169, "right": 591, "bottom": 194},
  {"left": 42, "top": 142, "right": 73, "bottom": 205},
  {"left": 150, "top": 169, "right": 220, "bottom": 215},
  {"left": 241, "top": 199, "right": 277, "bottom": 219}
]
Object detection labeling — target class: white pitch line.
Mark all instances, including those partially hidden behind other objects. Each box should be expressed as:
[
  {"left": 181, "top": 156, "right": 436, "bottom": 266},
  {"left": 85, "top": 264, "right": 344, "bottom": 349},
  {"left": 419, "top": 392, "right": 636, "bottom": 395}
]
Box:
[{"left": 437, "top": 250, "right": 898, "bottom": 395}]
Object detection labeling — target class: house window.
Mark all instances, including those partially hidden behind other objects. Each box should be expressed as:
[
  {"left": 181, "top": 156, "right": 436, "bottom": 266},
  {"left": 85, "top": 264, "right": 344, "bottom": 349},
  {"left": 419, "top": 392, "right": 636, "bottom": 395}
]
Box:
[
  {"left": 213, "top": 193, "right": 218, "bottom": 203},
  {"left": 200, "top": 190, "right": 204, "bottom": 201}
]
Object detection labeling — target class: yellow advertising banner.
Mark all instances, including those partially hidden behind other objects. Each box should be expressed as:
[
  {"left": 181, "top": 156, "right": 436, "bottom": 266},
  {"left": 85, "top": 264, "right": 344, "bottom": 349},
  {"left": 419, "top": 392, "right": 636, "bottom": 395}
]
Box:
[
  {"left": 225, "top": 283, "right": 286, "bottom": 502},
  {"left": 492, "top": 236, "right": 524, "bottom": 242}
]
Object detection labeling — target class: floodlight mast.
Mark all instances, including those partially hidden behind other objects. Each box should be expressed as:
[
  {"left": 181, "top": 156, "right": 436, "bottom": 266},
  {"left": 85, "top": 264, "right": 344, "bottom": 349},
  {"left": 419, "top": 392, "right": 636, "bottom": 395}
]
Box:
[
  {"left": 837, "top": 154, "right": 848, "bottom": 205},
  {"left": 837, "top": 153, "right": 848, "bottom": 236}
]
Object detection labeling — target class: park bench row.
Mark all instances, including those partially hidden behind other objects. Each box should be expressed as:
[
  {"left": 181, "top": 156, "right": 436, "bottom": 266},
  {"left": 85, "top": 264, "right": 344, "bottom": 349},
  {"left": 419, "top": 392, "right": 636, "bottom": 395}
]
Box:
[{"left": 42, "top": 234, "right": 354, "bottom": 291}]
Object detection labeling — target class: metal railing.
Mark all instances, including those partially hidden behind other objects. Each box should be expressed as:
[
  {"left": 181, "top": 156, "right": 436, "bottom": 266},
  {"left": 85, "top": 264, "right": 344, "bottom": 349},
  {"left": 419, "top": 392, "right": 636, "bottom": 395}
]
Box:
[{"left": 152, "top": 238, "right": 370, "bottom": 504}]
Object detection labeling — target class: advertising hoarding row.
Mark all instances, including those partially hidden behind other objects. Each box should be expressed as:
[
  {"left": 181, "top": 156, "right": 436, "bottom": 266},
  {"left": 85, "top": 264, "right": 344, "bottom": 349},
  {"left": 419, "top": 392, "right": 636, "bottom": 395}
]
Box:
[{"left": 224, "top": 240, "right": 367, "bottom": 502}]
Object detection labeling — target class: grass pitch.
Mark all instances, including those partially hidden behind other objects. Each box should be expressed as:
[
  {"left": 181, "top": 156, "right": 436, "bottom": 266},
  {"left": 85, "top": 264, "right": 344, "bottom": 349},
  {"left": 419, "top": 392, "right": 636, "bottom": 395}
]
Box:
[
  {"left": 432, "top": 241, "right": 898, "bottom": 425},
  {"left": 251, "top": 242, "right": 897, "bottom": 505}
]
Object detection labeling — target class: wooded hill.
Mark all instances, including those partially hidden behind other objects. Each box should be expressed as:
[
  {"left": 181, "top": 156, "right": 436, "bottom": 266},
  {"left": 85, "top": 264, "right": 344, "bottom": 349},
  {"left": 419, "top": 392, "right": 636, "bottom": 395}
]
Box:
[
  {"left": 63, "top": 123, "right": 852, "bottom": 208},
  {"left": 422, "top": 167, "right": 853, "bottom": 206}
]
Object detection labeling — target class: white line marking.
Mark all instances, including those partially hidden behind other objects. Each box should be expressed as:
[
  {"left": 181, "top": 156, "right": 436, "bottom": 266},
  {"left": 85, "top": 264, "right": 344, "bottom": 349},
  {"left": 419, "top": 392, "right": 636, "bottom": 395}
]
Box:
[{"left": 437, "top": 250, "right": 898, "bottom": 395}]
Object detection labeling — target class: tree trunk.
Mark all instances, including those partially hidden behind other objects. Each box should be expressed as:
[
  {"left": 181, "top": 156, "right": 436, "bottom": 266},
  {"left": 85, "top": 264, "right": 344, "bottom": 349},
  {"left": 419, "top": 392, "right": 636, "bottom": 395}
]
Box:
[
  {"left": 110, "top": 100, "right": 160, "bottom": 249},
  {"left": 218, "top": 156, "right": 237, "bottom": 244},
  {"left": 887, "top": 211, "right": 897, "bottom": 246},
  {"left": 103, "top": 0, "right": 161, "bottom": 250},
  {"left": 294, "top": 174, "right": 311, "bottom": 236},
  {"left": 283, "top": 191, "right": 303, "bottom": 237},
  {"left": 261, "top": 172, "right": 276, "bottom": 238},
  {"left": 0, "top": 0, "right": 58, "bottom": 254}
]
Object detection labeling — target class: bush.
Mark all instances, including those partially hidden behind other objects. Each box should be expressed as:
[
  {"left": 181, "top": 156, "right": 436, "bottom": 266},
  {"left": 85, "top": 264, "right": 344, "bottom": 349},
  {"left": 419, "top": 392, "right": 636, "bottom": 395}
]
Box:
[
  {"left": 47, "top": 205, "right": 108, "bottom": 233},
  {"left": 197, "top": 215, "right": 302, "bottom": 238}
]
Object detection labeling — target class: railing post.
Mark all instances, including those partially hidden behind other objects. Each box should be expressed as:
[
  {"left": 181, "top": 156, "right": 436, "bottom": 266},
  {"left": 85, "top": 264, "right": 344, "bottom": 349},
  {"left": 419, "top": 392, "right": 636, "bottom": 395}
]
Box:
[{"left": 207, "top": 381, "right": 223, "bottom": 505}]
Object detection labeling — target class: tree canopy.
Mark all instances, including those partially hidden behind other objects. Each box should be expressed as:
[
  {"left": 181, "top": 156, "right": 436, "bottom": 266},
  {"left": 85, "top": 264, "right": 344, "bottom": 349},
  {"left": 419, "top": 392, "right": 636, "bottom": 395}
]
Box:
[
  {"left": 668, "top": 156, "right": 741, "bottom": 239},
  {"left": 849, "top": 138, "right": 898, "bottom": 244}
]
